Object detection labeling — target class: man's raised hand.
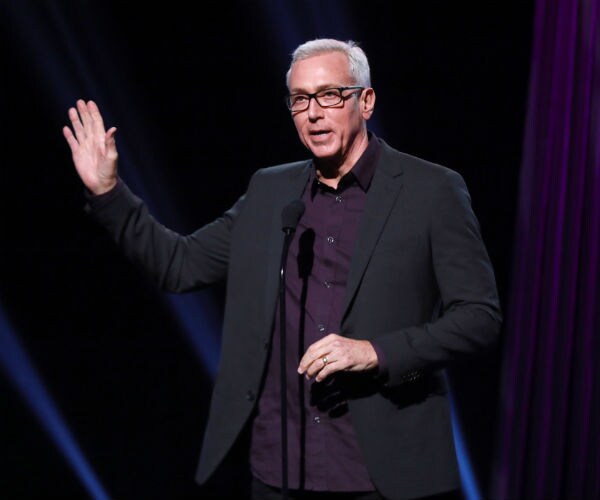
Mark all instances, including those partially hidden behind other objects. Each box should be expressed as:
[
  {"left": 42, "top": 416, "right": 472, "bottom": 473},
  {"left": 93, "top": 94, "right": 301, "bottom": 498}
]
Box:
[{"left": 63, "top": 99, "right": 118, "bottom": 195}]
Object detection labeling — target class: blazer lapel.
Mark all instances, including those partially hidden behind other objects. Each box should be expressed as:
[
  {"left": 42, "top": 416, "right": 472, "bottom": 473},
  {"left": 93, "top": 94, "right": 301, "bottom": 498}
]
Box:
[{"left": 342, "top": 148, "right": 404, "bottom": 324}]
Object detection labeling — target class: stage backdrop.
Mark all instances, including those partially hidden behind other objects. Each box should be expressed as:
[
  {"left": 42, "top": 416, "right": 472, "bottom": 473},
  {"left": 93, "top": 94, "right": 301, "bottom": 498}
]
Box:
[{"left": 0, "top": 1, "right": 533, "bottom": 498}]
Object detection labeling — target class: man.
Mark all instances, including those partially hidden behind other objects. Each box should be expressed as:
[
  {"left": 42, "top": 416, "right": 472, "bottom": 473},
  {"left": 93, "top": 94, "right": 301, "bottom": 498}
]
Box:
[{"left": 63, "top": 38, "right": 501, "bottom": 500}]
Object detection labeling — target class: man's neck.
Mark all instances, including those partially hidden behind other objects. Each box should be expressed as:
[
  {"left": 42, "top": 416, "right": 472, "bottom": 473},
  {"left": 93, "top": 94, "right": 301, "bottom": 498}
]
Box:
[
  {"left": 315, "top": 162, "right": 346, "bottom": 189},
  {"left": 314, "top": 132, "right": 370, "bottom": 189}
]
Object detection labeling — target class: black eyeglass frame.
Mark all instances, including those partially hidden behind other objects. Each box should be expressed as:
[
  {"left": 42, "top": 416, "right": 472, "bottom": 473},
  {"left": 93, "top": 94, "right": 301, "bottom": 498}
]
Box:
[{"left": 285, "top": 86, "right": 365, "bottom": 112}]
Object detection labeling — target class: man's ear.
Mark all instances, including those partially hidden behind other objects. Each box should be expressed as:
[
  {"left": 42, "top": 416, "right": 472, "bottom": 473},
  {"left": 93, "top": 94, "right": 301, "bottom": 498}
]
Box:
[{"left": 361, "top": 88, "right": 376, "bottom": 118}]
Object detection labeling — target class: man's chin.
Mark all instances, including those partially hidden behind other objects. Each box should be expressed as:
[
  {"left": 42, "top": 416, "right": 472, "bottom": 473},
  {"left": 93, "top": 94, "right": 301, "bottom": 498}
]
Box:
[{"left": 308, "top": 143, "right": 337, "bottom": 160}]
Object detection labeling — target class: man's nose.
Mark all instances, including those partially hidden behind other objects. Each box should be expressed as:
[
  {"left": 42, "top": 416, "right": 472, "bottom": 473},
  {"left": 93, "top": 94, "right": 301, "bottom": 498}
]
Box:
[{"left": 307, "top": 97, "right": 324, "bottom": 120}]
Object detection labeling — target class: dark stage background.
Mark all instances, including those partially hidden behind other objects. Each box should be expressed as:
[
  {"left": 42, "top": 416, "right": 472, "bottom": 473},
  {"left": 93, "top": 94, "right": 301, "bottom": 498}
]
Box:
[{"left": 0, "top": 1, "right": 534, "bottom": 498}]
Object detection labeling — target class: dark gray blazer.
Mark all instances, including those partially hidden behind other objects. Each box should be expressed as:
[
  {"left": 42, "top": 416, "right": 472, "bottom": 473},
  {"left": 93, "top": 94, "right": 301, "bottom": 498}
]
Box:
[{"left": 89, "top": 138, "right": 502, "bottom": 499}]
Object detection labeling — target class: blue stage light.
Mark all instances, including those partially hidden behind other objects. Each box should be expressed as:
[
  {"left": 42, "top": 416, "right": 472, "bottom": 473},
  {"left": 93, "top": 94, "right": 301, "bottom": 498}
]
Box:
[{"left": 0, "top": 308, "right": 111, "bottom": 500}]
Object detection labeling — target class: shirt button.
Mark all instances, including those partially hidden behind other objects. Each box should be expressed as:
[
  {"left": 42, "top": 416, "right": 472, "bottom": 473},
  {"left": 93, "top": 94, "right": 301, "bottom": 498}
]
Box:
[
  {"left": 317, "top": 324, "right": 326, "bottom": 333},
  {"left": 324, "top": 281, "right": 332, "bottom": 288},
  {"left": 246, "top": 390, "right": 255, "bottom": 402},
  {"left": 313, "top": 416, "right": 321, "bottom": 424},
  {"left": 335, "top": 195, "right": 342, "bottom": 203},
  {"left": 327, "top": 236, "right": 335, "bottom": 244}
]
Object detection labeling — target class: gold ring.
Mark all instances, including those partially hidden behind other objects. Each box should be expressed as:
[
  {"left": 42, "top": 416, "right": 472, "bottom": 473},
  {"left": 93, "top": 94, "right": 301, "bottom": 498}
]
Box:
[{"left": 322, "top": 356, "right": 328, "bottom": 366}]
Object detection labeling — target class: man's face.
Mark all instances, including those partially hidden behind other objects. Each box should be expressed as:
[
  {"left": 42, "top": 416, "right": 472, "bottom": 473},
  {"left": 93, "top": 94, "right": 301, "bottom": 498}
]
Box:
[{"left": 288, "top": 52, "right": 373, "bottom": 165}]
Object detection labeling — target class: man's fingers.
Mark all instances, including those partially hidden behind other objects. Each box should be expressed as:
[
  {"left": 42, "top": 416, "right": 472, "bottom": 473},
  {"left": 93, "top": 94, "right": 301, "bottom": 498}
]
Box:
[
  {"left": 68, "top": 106, "right": 86, "bottom": 143},
  {"left": 298, "top": 336, "right": 377, "bottom": 381},
  {"left": 67, "top": 101, "right": 116, "bottom": 157},
  {"left": 298, "top": 347, "right": 327, "bottom": 374},
  {"left": 298, "top": 333, "right": 337, "bottom": 371},
  {"left": 301, "top": 350, "right": 336, "bottom": 380},
  {"left": 106, "top": 126, "right": 117, "bottom": 141},
  {"left": 88, "top": 100, "right": 107, "bottom": 138},
  {"left": 62, "top": 126, "right": 78, "bottom": 151},
  {"left": 313, "top": 356, "right": 337, "bottom": 382},
  {"left": 105, "top": 126, "right": 118, "bottom": 161},
  {"left": 76, "top": 99, "right": 92, "bottom": 133}
]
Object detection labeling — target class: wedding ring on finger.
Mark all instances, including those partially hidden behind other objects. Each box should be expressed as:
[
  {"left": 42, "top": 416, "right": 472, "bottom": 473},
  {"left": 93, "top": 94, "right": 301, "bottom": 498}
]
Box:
[{"left": 322, "top": 356, "right": 328, "bottom": 366}]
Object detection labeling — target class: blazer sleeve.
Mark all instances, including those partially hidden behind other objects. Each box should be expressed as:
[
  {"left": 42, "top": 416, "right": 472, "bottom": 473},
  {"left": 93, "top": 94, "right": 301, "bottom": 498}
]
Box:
[
  {"left": 375, "top": 170, "right": 502, "bottom": 387},
  {"left": 86, "top": 178, "right": 244, "bottom": 292}
]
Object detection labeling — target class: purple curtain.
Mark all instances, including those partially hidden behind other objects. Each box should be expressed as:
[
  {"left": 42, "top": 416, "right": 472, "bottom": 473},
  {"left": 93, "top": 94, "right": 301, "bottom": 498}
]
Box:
[{"left": 492, "top": 0, "right": 600, "bottom": 499}]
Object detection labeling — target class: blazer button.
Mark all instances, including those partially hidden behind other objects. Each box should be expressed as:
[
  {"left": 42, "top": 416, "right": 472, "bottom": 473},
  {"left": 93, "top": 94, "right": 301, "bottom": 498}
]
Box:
[{"left": 246, "top": 390, "right": 256, "bottom": 402}]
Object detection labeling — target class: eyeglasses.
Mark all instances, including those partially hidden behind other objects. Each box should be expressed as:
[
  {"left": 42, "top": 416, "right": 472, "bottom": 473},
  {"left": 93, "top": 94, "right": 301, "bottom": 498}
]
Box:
[{"left": 285, "top": 86, "right": 364, "bottom": 112}]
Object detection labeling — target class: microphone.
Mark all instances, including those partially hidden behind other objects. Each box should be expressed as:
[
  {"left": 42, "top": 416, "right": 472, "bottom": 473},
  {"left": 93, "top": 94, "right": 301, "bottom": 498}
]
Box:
[
  {"left": 278, "top": 199, "right": 304, "bottom": 500},
  {"left": 281, "top": 199, "right": 305, "bottom": 234}
]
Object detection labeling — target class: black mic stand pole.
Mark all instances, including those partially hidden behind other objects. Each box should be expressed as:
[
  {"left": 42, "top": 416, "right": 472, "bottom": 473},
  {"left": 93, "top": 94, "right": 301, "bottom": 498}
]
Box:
[
  {"left": 279, "top": 227, "right": 293, "bottom": 500},
  {"left": 279, "top": 199, "right": 304, "bottom": 500}
]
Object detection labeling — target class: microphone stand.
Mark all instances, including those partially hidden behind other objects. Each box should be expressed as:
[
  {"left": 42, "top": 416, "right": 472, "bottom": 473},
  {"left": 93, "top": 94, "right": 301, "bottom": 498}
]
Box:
[
  {"left": 279, "top": 226, "right": 293, "bottom": 500},
  {"left": 278, "top": 199, "right": 304, "bottom": 500},
  {"left": 279, "top": 199, "right": 305, "bottom": 500}
]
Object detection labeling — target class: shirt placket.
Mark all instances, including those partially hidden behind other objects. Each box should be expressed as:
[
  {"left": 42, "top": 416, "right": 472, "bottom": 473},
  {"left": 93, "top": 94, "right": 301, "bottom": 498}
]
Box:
[{"left": 304, "top": 187, "right": 345, "bottom": 490}]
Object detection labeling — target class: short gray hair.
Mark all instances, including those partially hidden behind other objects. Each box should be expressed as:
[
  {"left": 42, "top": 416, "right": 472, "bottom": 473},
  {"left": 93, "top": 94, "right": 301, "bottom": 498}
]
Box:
[{"left": 285, "top": 38, "right": 371, "bottom": 90}]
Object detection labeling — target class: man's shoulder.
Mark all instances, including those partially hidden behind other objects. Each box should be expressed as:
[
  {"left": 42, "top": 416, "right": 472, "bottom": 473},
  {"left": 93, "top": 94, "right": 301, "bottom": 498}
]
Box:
[
  {"left": 246, "top": 160, "right": 312, "bottom": 190},
  {"left": 256, "top": 159, "right": 311, "bottom": 177},
  {"left": 378, "top": 139, "right": 463, "bottom": 183}
]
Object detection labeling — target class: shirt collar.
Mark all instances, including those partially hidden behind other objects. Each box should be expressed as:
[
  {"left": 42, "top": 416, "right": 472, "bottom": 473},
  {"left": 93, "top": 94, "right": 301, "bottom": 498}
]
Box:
[
  {"left": 350, "top": 130, "right": 380, "bottom": 191},
  {"left": 310, "top": 131, "right": 381, "bottom": 195}
]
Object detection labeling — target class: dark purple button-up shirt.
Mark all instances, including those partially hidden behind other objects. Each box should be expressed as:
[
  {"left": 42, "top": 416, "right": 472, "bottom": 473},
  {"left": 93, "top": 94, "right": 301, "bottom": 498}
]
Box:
[{"left": 250, "top": 133, "right": 382, "bottom": 492}]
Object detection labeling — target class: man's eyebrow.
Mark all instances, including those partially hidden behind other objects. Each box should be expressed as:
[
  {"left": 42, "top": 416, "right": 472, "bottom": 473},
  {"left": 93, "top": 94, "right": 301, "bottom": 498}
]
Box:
[{"left": 289, "top": 84, "right": 341, "bottom": 94}]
